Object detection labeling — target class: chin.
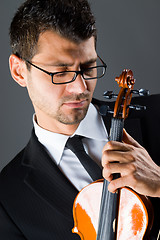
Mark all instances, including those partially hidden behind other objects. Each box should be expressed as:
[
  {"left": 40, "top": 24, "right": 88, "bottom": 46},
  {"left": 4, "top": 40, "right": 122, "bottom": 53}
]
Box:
[{"left": 58, "top": 107, "right": 88, "bottom": 125}]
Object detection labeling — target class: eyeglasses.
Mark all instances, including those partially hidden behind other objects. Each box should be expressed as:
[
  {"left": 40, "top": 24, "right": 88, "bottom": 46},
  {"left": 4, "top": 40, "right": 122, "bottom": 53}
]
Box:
[{"left": 24, "top": 56, "right": 107, "bottom": 85}]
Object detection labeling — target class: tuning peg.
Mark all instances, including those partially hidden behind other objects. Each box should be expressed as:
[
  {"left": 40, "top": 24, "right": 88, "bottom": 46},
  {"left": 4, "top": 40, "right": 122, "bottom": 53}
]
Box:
[
  {"left": 103, "top": 91, "right": 118, "bottom": 99},
  {"left": 128, "top": 104, "right": 146, "bottom": 111},
  {"left": 99, "top": 105, "right": 114, "bottom": 116},
  {"left": 131, "top": 89, "right": 149, "bottom": 96}
]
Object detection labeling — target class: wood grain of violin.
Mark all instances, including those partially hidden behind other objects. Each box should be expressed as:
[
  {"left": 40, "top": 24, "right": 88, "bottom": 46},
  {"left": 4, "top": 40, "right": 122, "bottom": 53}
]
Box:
[{"left": 72, "top": 69, "right": 154, "bottom": 240}]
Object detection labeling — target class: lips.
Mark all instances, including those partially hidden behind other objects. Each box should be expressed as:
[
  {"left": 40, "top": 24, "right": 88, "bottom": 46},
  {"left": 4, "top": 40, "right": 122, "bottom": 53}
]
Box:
[{"left": 63, "top": 100, "right": 87, "bottom": 108}]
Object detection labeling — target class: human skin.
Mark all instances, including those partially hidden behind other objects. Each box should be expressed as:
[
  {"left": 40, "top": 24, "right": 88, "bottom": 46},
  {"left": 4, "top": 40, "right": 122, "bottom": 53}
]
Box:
[{"left": 9, "top": 31, "right": 97, "bottom": 136}]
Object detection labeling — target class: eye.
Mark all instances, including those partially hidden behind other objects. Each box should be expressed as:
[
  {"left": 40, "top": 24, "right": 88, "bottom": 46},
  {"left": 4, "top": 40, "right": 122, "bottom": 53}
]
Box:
[
  {"left": 55, "top": 71, "right": 68, "bottom": 78},
  {"left": 83, "top": 67, "right": 96, "bottom": 77}
]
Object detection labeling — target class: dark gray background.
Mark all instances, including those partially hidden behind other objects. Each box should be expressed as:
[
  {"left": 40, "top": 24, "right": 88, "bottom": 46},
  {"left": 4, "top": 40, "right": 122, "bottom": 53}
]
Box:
[{"left": 1, "top": 0, "right": 160, "bottom": 171}]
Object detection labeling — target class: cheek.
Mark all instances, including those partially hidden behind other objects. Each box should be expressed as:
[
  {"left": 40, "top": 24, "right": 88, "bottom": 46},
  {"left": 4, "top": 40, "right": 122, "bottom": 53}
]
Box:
[
  {"left": 39, "top": 84, "right": 66, "bottom": 106},
  {"left": 27, "top": 72, "right": 65, "bottom": 104},
  {"left": 87, "top": 79, "right": 97, "bottom": 93}
]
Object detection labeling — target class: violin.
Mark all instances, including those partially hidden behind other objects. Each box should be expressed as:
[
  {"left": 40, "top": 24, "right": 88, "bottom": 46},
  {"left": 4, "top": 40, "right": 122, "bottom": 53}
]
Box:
[{"left": 72, "top": 69, "right": 154, "bottom": 239}]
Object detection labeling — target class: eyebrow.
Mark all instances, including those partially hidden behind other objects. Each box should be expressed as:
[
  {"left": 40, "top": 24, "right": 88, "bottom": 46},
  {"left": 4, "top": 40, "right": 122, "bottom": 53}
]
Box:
[
  {"left": 41, "top": 62, "right": 73, "bottom": 67},
  {"left": 41, "top": 57, "right": 98, "bottom": 67},
  {"left": 81, "top": 57, "right": 97, "bottom": 65}
]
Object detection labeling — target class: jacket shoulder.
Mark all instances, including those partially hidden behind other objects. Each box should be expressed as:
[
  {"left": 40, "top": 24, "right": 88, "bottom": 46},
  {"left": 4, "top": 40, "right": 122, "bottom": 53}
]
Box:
[{"left": 1, "top": 149, "right": 24, "bottom": 177}]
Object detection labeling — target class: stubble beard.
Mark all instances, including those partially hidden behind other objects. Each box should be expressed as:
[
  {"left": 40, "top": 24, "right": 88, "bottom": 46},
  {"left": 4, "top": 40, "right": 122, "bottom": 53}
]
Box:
[
  {"left": 56, "top": 92, "right": 91, "bottom": 125},
  {"left": 56, "top": 104, "right": 89, "bottom": 125}
]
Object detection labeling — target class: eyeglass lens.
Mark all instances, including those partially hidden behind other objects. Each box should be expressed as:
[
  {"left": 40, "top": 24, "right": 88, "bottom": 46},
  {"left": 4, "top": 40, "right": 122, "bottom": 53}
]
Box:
[{"left": 52, "top": 57, "right": 106, "bottom": 84}]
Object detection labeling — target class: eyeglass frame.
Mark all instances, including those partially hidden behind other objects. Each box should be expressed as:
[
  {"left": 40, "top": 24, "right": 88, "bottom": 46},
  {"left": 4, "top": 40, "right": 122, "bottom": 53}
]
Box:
[{"left": 23, "top": 56, "right": 107, "bottom": 85}]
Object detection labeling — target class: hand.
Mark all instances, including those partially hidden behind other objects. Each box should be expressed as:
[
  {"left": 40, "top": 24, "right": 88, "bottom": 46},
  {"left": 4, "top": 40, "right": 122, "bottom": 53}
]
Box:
[{"left": 102, "top": 129, "right": 160, "bottom": 197}]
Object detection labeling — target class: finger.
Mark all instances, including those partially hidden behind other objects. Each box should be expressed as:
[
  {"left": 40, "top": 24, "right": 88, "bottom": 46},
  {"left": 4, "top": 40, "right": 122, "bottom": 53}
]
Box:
[
  {"left": 103, "top": 130, "right": 142, "bottom": 153},
  {"left": 102, "top": 150, "right": 135, "bottom": 167},
  {"left": 102, "top": 140, "right": 132, "bottom": 153},
  {"left": 107, "top": 175, "right": 136, "bottom": 193},
  {"left": 102, "top": 168, "right": 113, "bottom": 182},
  {"left": 103, "top": 162, "right": 136, "bottom": 180},
  {"left": 107, "top": 174, "right": 157, "bottom": 196},
  {"left": 122, "top": 129, "right": 142, "bottom": 148}
]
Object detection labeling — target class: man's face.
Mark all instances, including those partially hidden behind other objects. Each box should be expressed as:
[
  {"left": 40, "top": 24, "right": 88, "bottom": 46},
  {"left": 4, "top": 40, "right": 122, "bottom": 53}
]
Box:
[{"left": 23, "top": 31, "right": 97, "bottom": 134}]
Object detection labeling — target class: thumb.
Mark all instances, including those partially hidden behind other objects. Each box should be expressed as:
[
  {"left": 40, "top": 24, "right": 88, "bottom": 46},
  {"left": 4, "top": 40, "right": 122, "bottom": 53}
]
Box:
[{"left": 122, "top": 129, "right": 142, "bottom": 148}]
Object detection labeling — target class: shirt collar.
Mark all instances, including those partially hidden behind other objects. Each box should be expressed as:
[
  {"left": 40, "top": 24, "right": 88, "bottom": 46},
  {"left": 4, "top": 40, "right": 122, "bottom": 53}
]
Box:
[
  {"left": 33, "top": 117, "right": 68, "bottom": 165},
  {"left": 74, "top": 103, "right": 108, "bottom": 140},
  {"left": 33, "top": 103, "right": 108, "bottom": 165}
]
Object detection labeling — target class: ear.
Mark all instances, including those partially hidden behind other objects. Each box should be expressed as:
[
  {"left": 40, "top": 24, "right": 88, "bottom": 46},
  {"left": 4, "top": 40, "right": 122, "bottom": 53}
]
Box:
[{"left": 9, "top": 54, "right": 27, "bottom": 87}]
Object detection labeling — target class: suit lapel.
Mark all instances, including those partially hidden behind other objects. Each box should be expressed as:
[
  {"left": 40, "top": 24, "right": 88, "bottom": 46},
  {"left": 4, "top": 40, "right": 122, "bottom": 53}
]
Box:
[{"left": 22, "top": 130, "right": 78, "bottom": 218}]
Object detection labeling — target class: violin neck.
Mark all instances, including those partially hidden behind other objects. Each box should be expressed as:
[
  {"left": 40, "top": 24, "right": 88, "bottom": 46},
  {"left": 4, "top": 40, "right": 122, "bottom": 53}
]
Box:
[
  {"left": 110, "top": 118, "right": 124, "bottom": 142},
  {"left": 96, "top": 118, "right": 124, "bottom": 240}
]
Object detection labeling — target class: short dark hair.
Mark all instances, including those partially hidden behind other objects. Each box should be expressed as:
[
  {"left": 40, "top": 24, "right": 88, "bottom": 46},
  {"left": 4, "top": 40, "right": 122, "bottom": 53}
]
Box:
[{"left": 9, "top": 0, "right": 97, "bottom": 61}]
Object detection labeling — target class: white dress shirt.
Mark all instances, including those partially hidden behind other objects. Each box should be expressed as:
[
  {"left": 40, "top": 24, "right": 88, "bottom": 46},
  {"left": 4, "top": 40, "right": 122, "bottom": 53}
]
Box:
[{"left": 33, "top": 103, "right": 108, "bottom": 191}]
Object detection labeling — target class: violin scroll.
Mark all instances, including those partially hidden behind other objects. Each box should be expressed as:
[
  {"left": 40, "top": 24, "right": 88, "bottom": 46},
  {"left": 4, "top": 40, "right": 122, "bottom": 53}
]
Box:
[
  {"left": 115, "top": 69, "right": 135, "bottom": 89},
  {"left": 102, "top": 69, "right": 149, "bottom": 119}
]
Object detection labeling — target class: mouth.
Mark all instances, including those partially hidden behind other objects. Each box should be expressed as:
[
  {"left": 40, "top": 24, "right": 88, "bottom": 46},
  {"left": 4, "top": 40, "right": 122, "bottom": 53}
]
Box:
[{"left": 63, "top": 99, "right": 88, "bottom": 108}]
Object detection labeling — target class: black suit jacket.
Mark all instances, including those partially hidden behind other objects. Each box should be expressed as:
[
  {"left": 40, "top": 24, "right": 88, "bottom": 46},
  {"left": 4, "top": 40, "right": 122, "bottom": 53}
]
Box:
[{"left": 0, "top": 95, "right": 160, "bottom": 239}]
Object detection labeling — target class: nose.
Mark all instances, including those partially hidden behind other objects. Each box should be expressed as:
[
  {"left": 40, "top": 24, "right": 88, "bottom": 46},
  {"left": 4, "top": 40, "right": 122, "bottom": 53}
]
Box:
[{"left": 65, "top": 73, "right": 87, "bottom": 94}]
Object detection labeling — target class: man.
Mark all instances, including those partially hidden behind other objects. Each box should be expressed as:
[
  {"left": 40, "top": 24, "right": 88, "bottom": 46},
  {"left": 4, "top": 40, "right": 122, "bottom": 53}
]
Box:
[{"left": 0, "top": 0, "right": 160, "bottom": 239}]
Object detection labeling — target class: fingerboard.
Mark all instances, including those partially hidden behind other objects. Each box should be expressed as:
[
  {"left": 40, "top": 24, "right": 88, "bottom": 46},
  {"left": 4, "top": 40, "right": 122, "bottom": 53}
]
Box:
[{"left": 96, "top": 118, "right": 124, "bottom": 240}]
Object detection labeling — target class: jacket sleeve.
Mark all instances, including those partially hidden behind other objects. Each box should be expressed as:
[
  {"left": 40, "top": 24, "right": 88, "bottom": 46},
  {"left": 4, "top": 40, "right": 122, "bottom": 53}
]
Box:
[{"left": 0, "top": 202, "right": 27, "bottom": 239}]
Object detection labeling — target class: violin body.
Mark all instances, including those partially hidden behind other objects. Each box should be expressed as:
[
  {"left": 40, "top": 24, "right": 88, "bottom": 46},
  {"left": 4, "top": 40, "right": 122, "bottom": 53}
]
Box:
[{"left": 72, "top": 179, "right": 153, "bottom": 240}]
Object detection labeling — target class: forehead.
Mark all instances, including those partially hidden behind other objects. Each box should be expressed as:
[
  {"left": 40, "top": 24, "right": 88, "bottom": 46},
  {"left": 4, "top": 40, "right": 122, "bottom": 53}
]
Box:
[{"left": 33, "top": 30, "right": 97, "bottom": 63}]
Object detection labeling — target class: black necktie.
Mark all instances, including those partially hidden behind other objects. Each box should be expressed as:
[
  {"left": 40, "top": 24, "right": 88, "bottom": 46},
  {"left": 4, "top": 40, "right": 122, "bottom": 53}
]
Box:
[{"left": 66, "top": 135, "right": 102, "bottom": 181}]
